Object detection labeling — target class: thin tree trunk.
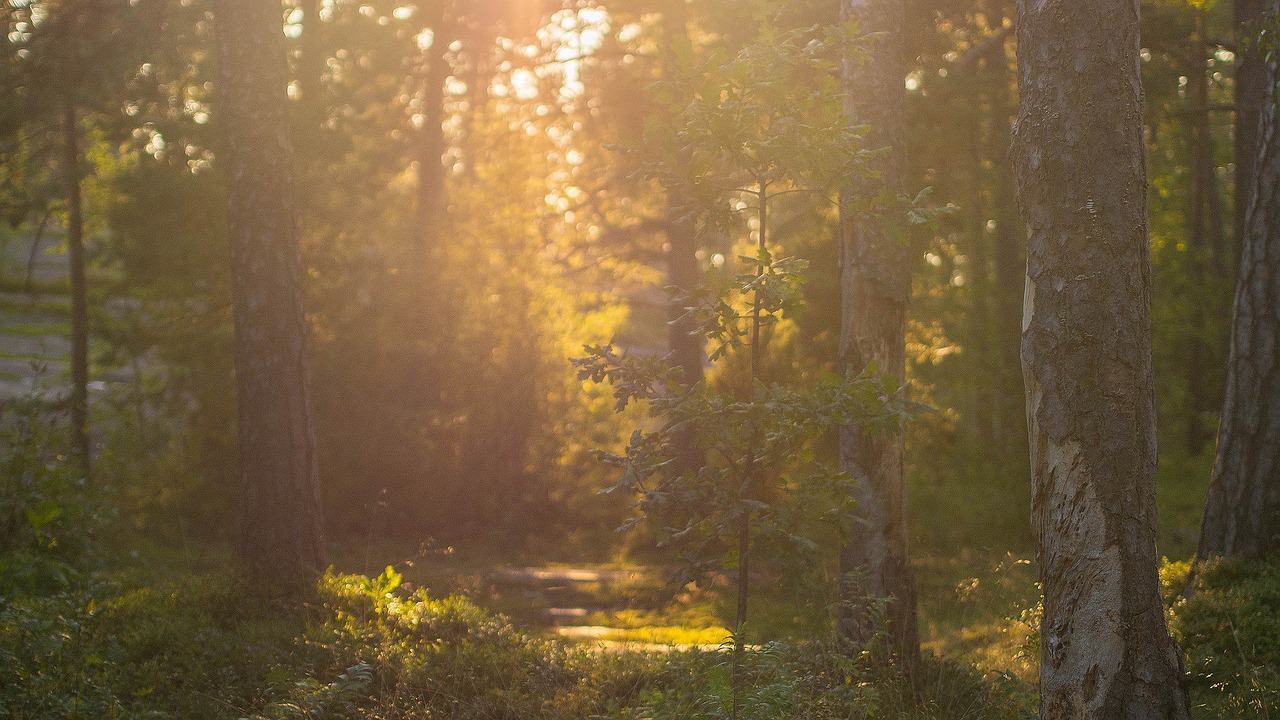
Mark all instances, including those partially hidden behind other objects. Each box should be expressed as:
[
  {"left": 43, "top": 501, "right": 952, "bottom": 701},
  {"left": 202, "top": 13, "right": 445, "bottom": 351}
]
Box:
[
  {"left": 417, "top": 4, "right": 452, "bottom": 262},
  {"left": 1198, "top": 0, "right": 1280, "bottom": 561},
  {"left": 837, "top": 0, "right": 918, "bottom": 666},
  {"left": 62, "top": 101, "right": 91, "bottom": 481},
  {"left": 1012, "top": 1, "right": 1190, "bottom": 717},
  {"left": 985, "top": 9, "right": 1026, "bottom": 469},
  {"left": 1187, "top": 11, "right": 1230, "bottom": 456},
  {"left": 215, "top": 0, "right": 325, "bottom": 582}
]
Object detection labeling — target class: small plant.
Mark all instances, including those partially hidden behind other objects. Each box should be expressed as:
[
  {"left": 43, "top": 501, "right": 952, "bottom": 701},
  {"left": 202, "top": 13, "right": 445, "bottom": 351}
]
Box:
[
  {"left": 0, "top": 382, "right": 100, "bottom": 599},
  {"left": 244, "top": 663, "right": 374, "bottom": 720}
]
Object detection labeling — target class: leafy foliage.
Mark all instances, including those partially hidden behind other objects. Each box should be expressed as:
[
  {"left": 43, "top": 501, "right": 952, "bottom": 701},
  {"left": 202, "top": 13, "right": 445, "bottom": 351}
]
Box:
[
  {"left": 0, "top": 389, "right": 99, "bottom": 598},
  {"left": 1165, "top": 559, "right": 1280, "bottom": 718}
]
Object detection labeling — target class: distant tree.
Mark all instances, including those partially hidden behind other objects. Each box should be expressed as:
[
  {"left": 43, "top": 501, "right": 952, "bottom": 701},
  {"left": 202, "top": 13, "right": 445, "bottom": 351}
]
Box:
[
  {"left": 837, "top": 0, "right": 918, "bottom": 664},
  {"left": 1012, "top": 0, "right": 1191, "bottom": 717},
  {"left": 1235, "top": 0, "right": 1265, "bottom": 254},
  {"left": 1198, "top": 0, "right": 1280, "bottom": 561},
  {"left": 214, "top": 0, "right": 325, "bottom": 580},
  {"left": 3, "top": 0, "right": 132, "bottom": 479}
]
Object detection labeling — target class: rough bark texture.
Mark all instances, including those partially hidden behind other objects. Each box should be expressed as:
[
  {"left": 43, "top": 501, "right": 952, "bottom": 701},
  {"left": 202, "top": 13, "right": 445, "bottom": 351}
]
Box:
[
  {"left": 837, "top": 0, "right": 918, "bottom": 663},
  {"left": 1199, "top": 0, "right": 1280, "bottom": 560},
  {"left": 1011, "top": 2, "right": 1190, "bottom": 717},
  {"left": 62, "top": 102, "right": 91, "bottom": 480},
  {"left": 215, "top": 0, "right": 325, "bottom": 581}
]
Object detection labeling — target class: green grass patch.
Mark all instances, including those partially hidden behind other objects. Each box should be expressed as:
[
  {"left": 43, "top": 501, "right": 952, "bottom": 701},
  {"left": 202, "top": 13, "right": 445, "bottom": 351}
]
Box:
[{"left": 0, "top": 321, "right": 72, "bottom": 338}]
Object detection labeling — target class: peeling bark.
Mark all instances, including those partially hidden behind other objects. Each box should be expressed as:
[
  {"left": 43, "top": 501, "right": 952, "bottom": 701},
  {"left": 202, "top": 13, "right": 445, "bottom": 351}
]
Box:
[
  {"left": 1199, "top": 0, "right": 1280, "bottom": 561},
  {"left": 838, "top": 0, "right": 918, "bottom": 664},
  {"left": 1011, "top": 1, "right": 1190, "bottom": 717},
  {"left": 215, "top": 0, "right": 325, "bottom": 581}
]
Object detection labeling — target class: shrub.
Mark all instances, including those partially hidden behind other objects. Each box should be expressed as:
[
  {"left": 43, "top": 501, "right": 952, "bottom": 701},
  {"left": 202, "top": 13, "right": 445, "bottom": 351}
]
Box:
[{"left": 1165, "top": 558, "right": 1280, "bottom": 718}]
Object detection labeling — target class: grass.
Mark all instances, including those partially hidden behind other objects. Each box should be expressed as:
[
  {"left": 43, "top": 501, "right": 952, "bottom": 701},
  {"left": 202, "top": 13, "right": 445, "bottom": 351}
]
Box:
[{"left": 0, "top": 320, "right": 73, "bottom": 338}]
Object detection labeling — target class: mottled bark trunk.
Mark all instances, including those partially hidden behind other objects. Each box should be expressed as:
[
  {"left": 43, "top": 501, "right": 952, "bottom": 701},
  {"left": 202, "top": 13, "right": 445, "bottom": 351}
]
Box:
[
  {"left": 1199, "top": 0, "right": 1280, "bottom": 561},
  {"left": 62, "top": 102, "right": 90, "bottom": 480},
  {"left": 1012, "top": 2, "right": 1190, "bottom": 717},
  {"left": 215, "top": 0, "right": 325, "bottom": 581},
  {"left": 837, "top": 0, "right": 918, "bottom": 664}
]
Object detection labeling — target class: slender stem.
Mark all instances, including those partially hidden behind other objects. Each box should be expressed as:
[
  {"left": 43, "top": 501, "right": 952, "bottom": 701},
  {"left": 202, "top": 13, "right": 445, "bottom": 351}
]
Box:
[
  {"left": 733, "top": 184, "right": 769, "bottom": 719},
  {"left": 63, "top": 101, "right": 91, "bottom": 483}
]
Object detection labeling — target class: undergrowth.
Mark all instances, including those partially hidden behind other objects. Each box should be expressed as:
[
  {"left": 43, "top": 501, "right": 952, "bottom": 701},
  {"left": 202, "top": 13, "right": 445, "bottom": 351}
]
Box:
[
  {"left": 1165, "top": 558, "right": 1280, "bottom": 718},
  {"left": 0, "top": 565, "right": 1032, "bottom": 719}
]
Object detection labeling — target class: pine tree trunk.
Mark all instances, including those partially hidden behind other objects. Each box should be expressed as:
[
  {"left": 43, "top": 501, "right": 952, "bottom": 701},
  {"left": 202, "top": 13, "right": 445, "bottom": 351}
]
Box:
[
  {"left": 1012, "top": 1, "right": 1190, "bottom": 717},
  {"left": 416, "top": 4, "right": 452, "bottom": 262},
  {"left": 1198, "top": 0, "right": 1280, "bottom": 560},
  {"left": 987, "top": 32, "right": 1027, "bottom": 470},
  {"left": 215, "top": 0, "right": 325, "bottom": 582},
  {"left": 62, "top": 102, "right": 91, "bottom": 480},
  {"left": 1235, "top": 0, "right": 1265, "bottom": 259},
  {"left": 837, "top": 0, "right": 918, "bottom": 664},
  {"left": 1187, "top": 10, "right": 1228, "bottom": 456}
]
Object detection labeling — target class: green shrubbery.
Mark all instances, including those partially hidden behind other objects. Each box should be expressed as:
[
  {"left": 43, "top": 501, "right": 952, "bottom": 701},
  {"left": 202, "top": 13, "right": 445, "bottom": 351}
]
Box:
[
  {"left": 0, "top": 563, "right": 1033, "bottom": 719},
  {"left": 1165, "top": 558, "right": 1280, "bottom": 718}
]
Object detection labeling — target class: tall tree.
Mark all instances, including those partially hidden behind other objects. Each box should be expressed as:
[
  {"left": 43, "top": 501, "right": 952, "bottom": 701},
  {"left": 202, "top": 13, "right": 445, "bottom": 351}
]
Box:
[
  {"left": 215, "top": 0, "right": 325, "bottom": 580},
  {"left": 5, "top": 0, "right": 120, "bottom": 480},
  {"left": 1235, "top": 0, "right": 1265, "bottom": 255},
  {"left": 1198, "top": 0, "right": 1280, "bottom": 561},
  {"left": 61, "top": 100, "right": 90, "bottom": 477},
  {"left": 1012, "top": 1, "right": 1190, "bottom": 717},
  {"left": 837, "top": 0, "right": 918, "bottom": 662}
]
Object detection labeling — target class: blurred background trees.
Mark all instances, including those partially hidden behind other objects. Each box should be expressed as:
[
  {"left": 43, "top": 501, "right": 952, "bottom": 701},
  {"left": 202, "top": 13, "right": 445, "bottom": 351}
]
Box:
[{"left": 0, "top": 0, "right": 1249, "bottom": 565}]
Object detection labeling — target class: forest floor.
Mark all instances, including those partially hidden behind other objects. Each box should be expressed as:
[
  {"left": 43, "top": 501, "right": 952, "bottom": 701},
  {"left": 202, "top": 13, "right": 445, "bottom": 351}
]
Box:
[{"left": 316, "top": 541, "right": 1042, "bottom": 681}]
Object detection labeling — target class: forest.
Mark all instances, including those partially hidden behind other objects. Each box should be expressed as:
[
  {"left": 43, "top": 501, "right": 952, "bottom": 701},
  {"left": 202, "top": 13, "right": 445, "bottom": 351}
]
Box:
[{"left": 1, "top": 0, "right": 1278, "bottom": 718}]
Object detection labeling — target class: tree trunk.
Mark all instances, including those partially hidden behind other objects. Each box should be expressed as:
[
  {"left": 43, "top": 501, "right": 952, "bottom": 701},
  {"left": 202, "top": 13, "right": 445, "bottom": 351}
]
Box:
[
  {"left": 215, "top": 0, "right": 325, "bottom": 582},
  {"left": 837, "top": 0, "right": 918, "bottom": 665},
  {"left": 416, "top": 4, "right": 453, "bottom": 262},
  {"left": 985, "top": 10, "right": 1027, "bottom": 470},
  {"left": 62, "top": 101, "right": 91, "bottom": 481},
  {"left": 1012, "top": 2, "right": 1190, "bottom": 717},
  {"left": 661, "top": 3, "right": 705, "bottom": 470},
  {"left": 1198, "top": 0, "right": 1280, "bottom": 561},
  {"left": 1235, "top": 0, "right": 1265, "bottom": 259},
  {"left": 1187, "top": 10, "right": 1229, "bottom": 456}
]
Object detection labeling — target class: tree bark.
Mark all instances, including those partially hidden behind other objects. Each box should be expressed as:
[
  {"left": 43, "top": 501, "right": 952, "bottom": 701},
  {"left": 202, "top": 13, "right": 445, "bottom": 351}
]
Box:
[
  {"left": 1012, "top": 2, "right": 1190, "bottom": 717},
  {"left": 62, "top": 101, "right": 91, "bottom": 481},
  {"left": 1235, "top": 0, "right": 1265, "bottom": 259},
  {"left": 1198, "top": 0, "right": 1280, "bottom": 561},
  {"left": 837, "top": 0, "right": 918, "bottom": 665},
  {"left": 215, "top": 0, "right": 325, "bottom": 581}
]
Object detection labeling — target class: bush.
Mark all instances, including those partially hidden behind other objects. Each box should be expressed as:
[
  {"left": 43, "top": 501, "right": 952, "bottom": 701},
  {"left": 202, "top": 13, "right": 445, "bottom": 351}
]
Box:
[{"left": 1165, "top": 558, "right": 1280, "bottom": 718}]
